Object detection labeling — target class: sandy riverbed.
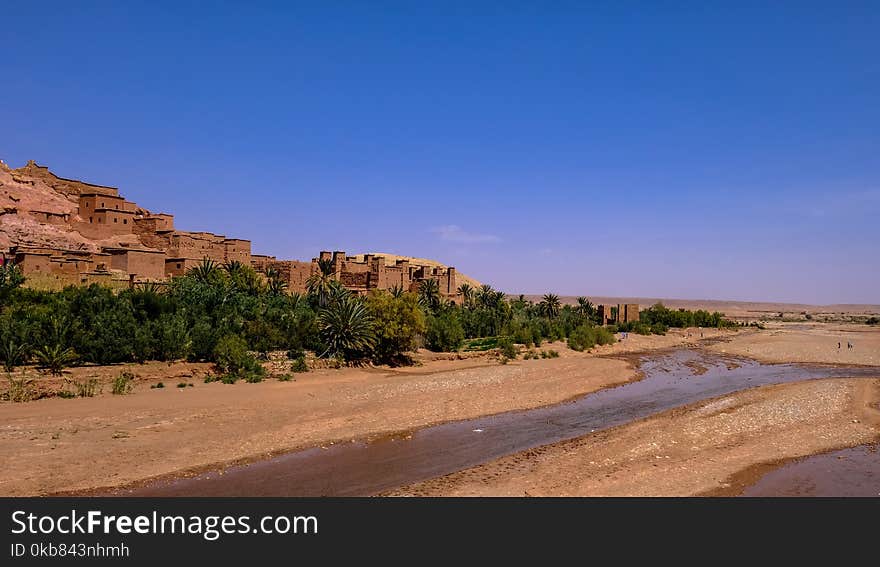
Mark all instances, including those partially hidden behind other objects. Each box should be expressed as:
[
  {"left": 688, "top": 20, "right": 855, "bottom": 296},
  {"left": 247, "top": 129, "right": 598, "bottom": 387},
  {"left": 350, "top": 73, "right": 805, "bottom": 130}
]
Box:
[
  {"left": 389, "top": 377, "right": 880, "bottom": 496},
  {"left": 707, "top": 322, "right": 880, "bottom": 365},
  {"left": 4, "top": 332, "right": 699, "bottom": 496}
]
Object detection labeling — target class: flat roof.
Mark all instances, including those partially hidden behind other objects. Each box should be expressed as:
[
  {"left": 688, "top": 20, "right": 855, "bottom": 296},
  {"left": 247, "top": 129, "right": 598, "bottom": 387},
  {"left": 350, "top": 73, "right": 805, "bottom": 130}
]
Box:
[
  {"left": 102, "top": 247, "right": 166, "bottom": 255},
  {"left": 79, "top": 192, "right": 124, "bottom": 198},
  {"left": 93, "top": 208, "right": 136, "bottom": 214}
]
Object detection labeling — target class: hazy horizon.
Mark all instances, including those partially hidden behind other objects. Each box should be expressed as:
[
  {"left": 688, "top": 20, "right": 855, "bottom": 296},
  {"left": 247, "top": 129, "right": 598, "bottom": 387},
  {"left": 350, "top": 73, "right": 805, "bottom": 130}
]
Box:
[{"left": 2, "top": 2, "right": 878, "bottom": 304}]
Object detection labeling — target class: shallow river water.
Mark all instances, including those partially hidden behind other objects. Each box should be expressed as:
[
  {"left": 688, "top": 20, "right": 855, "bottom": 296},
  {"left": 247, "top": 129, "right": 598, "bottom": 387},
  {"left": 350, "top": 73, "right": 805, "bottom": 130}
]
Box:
[{"left": 117, "top": 350, "right": 877, "bottom": 496}]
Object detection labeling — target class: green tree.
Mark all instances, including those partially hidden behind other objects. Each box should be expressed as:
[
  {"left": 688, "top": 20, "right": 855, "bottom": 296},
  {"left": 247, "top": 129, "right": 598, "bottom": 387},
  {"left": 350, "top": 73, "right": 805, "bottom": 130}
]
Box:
[
  {"left": 457, "top": 283, "right": 475, "bottom": 307},
  {"left": 307, "top": 258, "right": 336, "bottom": 307},
  {"left": 539, "top": 293, "right": 561, "bottom": 319},
  {"left": 366, "top": 291, "right": 426, "bottom": 365},
  {"left": 264, "top": 267, "right": 288, "bottom": 295},
  {"left": 0, "top": 263, "right": 25, "bottom": 302},
  {"left": 418, "top": 279, "right": 442, "bottom": 312},
  {"left": 187, "top": 258, "right": 222, "bottom": 284},
  {"left": 317, "top": 296, "right": 376, "bottom": 360},
  {"left": 425, "top": 309, "right": 465, "bottom": 352},
  {"left": 576, "top": 297, "right": 596, "bottom": 319}
]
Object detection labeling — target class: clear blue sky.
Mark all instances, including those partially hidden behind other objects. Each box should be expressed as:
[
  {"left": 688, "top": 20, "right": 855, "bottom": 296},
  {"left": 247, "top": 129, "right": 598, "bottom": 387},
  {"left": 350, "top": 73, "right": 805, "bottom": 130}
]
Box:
[{"left": 2, "top": 1, "right": 878, "bottom": 304}]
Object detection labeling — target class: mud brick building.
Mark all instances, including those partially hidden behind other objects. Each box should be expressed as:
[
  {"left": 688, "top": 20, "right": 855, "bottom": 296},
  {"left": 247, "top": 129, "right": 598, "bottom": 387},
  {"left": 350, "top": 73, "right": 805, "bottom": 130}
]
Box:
[
  {"left": 252, "top": 250, "right": 459, "bottom": 300},
  {"left": 2, "top": 161, "right": 462, "bottom": 300},
  {"left": 616, "top": 303, "right": 640, "bottom": 324}
]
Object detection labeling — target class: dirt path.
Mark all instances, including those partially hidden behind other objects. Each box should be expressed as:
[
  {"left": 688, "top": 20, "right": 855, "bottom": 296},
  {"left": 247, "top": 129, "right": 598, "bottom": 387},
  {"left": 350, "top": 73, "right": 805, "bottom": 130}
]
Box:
[{"left": 388, "top": 378, "right": 880, "bottom": 496}]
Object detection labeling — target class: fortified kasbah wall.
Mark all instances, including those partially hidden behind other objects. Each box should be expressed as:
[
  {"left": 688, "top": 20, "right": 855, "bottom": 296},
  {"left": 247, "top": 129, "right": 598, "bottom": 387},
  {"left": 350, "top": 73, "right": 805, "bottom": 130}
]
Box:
[
  {"left": 1, "top": 160, "right": 251, "bottom": 287},
  {"left": 250, "top": 251, "right": 459, "bottom": 300},
  {"left": 1, "top": 161, "right": 465, "bottom": 300}
]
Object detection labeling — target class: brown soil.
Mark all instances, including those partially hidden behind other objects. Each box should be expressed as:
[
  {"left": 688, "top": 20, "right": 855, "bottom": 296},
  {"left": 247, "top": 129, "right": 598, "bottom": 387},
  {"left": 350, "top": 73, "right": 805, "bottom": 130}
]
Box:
[
  {"left": 389, "top": 378, "right": 880, "bottom": 496},
  {"left": 2, "top": 335, "right": 685, "bottom": 496}
]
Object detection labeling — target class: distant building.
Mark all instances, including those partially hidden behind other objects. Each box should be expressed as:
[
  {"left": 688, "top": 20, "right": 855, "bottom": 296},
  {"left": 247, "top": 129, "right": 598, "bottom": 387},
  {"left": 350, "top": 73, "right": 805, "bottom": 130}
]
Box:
[{"left": 616, "top": 303, "right": 640, "bottom": 324}]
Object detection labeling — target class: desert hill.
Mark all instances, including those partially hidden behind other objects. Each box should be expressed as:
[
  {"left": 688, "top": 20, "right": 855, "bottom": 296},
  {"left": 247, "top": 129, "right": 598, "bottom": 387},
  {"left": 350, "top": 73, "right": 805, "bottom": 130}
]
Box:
[
  {"left": 0, "top": 159, "right": 149, "bottom": 253},
  {"left": 0, "top": 159, "right": 478, "bottom": 293}
]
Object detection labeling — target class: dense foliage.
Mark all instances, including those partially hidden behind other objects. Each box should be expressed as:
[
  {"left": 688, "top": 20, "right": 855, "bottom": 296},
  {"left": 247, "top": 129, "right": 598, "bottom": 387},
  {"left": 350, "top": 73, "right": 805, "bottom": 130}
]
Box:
[{"left": 0, "top": 261, "right": 735, "bottom": 375}]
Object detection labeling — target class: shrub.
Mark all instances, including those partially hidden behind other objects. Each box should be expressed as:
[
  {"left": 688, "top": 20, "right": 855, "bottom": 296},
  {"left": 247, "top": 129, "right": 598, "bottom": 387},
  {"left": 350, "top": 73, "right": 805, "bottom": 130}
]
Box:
[
  {"left": 425, "top": 310, "right": 465, "bottom": 353},
  {"left": 155, "top": 312, "right": 192, "bottom": 361},
  {"left": 568, "top": 325, "right": 596, "bottom": 352},
  {"left": 498, "top": 336, "right": 517, "bottom": 359},
  {"left": 151, "top": 382, "right": 165, "bottom": 389},
  {"left": 57, "top": 390, "right": 76, "bottom": 399},
  {"left": 242, "top": 372, "right": 263, "bottom": 383},
  {"left": 203, "top": 374, "right": 218, "bottom": 383},
  {"left": 650, "top": 323, "right": 668, "bottom": 335},
  {"left": 291, "top": 356, "right": 309, "bottom": 373},
  {"left": 632, "top": 323, "right": 652, "bottom": 336},
  {"left": 4, "top": 373, "right": 35, "bottom": 402},
  {"left": 594, "top": 327, "right": 616, "bottom": 345},
  {"left": 287, "top": 348, "right": 304, "bottom": 360},
  {"left": 277, "top": 373, "right": 294, "bottom": 382},
  {"left": 867, "top": 317, "right": 879, "bottom": 326},
  {"left": 547, "top": 350, "right": 559, "bottom": 358},
  {"left": 213, "top": 335, "right": 265, "bottom": 383},
  {"left": 111, "top": 371, "right": 135, "bottom": 395},
  {"left": 73, "top": 378, "right": 100, "bottom": 398}
]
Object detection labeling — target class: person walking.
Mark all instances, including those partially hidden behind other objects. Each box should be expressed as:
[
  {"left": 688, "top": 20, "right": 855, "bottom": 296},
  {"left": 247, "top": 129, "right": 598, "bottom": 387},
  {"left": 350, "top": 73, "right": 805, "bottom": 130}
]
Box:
[{"left": 838, "top": 341, "right": 841, "bottom": 349}]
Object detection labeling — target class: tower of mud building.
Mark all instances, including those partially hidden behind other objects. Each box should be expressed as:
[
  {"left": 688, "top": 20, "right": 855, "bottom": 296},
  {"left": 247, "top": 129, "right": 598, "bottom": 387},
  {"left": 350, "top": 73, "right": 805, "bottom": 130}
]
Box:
[
  {"left": 369, "top": 255, "right": 387, "bottom": 290},
  {"left": 445, "top": 267, "right": 456, "bottom": 295}
]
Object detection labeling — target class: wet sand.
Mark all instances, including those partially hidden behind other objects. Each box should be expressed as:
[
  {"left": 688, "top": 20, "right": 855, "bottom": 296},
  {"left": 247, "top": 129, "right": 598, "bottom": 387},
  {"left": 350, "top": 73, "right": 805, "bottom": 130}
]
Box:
[
  {"left": 739, "top": 443, "right": 880, "bottom": 497},
  {"left": 390, "top": 378, "right": 880, "bottom": 496}
]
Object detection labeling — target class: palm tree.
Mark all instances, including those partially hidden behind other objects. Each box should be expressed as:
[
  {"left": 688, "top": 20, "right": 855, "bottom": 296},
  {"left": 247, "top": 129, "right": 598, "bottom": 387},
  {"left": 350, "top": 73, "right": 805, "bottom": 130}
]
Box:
[
  {"left": 223, "top": 260, "right": 246, "bottom": 276},
  {"left": 493, "top": 290, "right": 507, "bottom": 306},
  {"left": 187, "top": 258, "right": 221, "bottom": 284},
  {"left": 477, "top": 284, "right": 495, "bottom": 308},
  {"left": 389, "top": 284, "right": 405, "bottom": 298},
  {"left": 1, "top": 337, "right": 28, "bottom": 372},
  {"left": 306, "top": 258, "right": 336, "bottom": 307},
  {"left": 457, "top": 283, "right": 473, "bottom": 305},
  {"left": 288, "top": 292, "right": 305, "bottom": 310},
  {"left": 418, "top": 279, "right": 441, "bottom": 311},
  {"left": 34, "top": 344, "right": 77, "bottom": 376},
  {"left": 539, "top": 293, "right": 561, "bottom": 319},
  {"left": 576, "top": 297, "right": 595, "bottom": 318},
  {"left": 265, "top": 267, "right": 288, "bottom": 295},
  {"left": 317, "top": 296, "right": 376, "bottom": 360},
  {"left": 134, "top": 281, "right": 165, "bottom": 295}
]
